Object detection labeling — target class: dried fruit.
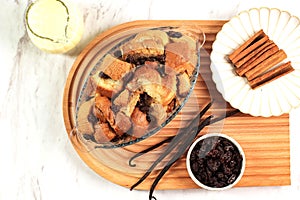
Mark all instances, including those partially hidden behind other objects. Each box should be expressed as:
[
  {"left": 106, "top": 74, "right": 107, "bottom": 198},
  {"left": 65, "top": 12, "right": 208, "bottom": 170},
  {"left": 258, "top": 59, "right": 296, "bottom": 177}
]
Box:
[{"left": 189, "top": 135, "right": 243, "bottom": 188}]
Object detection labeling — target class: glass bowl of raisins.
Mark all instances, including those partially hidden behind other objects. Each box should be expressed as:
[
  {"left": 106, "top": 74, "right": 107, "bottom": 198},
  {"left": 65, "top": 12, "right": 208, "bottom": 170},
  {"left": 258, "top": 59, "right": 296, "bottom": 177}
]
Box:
[{"left": 186, "top": 133, "right": 246, "bottom": 190}]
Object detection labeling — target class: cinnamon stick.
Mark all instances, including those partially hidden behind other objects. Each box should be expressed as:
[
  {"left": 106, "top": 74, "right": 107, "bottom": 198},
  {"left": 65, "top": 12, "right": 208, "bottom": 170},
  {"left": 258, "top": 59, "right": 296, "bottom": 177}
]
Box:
[
  {"left": 236, "top": 44, "right": 278, "bottom": 76},
  {"left": 230, "top": 34, "right": 269, "bottom": 64},
  {"left": 245, "top": 49, "right": 287, "bottom": 81},
  {"left": 228, "top": 29, "right": 266, "bottom": 62},
  {"left": 249, "top": 61, "right": 294, "bottom": 89},
  {"left": 234, "top": 40, "right": 275, "bottom": 69}
]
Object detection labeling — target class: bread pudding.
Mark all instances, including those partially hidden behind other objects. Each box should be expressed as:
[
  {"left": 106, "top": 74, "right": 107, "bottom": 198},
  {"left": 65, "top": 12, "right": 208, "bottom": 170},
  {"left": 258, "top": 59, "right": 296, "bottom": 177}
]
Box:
[{"left": 76, "top": 28, "right": 200, "bottom": 146}]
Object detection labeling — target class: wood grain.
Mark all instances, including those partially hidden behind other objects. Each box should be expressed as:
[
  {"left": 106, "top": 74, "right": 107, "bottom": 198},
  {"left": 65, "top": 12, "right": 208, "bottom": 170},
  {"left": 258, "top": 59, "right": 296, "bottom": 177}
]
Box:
[{"left": 62, "top": 20, "right": 290, "bottom": 191}]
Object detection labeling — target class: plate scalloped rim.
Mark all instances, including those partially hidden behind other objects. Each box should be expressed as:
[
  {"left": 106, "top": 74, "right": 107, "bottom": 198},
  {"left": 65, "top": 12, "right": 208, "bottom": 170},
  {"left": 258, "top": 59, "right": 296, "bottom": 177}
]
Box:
[{"left": 210, "top": 7, "right": 300, "bottom": 117}]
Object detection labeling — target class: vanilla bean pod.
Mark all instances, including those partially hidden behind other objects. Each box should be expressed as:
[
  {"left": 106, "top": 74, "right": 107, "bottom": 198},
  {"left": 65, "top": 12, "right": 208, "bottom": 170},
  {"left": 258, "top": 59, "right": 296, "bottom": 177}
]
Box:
[
  {"left": 129, "top": 101, "right": 213, "bottom": 167},
  {"left": 130, "top": 101, "right": 213, "bottom": 190},
  {"left": 210, "top": 109, "right": 240, "bottom": 124},
  {"left": 129, "top": 137, "right": 173, "bottom": 167},
  {"left": 148, "top": 115, "right": 213, "bottom": 200}
]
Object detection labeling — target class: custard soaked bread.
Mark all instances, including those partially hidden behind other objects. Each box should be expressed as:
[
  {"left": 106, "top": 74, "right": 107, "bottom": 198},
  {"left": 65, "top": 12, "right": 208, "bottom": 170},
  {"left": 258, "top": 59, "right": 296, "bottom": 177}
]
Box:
[{"left": 77, "top": 28, "right": 200, "bottom": 145}]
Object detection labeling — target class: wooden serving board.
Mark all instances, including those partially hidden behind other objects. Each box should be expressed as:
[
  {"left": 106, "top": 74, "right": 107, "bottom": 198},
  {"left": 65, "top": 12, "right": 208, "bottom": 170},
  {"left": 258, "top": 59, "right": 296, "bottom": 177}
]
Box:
[{"left": 63, "top": 20, "right": 290, "bottom": 190}]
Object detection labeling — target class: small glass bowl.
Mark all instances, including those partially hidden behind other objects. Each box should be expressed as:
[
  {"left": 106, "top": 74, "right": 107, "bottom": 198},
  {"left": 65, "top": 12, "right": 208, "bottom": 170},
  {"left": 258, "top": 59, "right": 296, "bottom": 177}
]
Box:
[{"left": 186, "top": 133, "right": 246, "bottom": 190}]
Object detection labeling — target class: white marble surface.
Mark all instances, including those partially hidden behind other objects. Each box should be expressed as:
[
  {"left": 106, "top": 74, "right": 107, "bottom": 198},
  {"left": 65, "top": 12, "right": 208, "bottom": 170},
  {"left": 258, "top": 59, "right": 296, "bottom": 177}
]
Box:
[{"left": 1, "top": 0, "right": 300, "bottom": 199}]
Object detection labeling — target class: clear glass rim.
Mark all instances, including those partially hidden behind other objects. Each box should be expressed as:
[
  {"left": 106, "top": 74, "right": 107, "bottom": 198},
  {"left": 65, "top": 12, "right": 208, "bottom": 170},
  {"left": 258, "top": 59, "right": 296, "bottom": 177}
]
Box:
[{"left": 71, "top": 25, "right": 206, "bottom": 149}]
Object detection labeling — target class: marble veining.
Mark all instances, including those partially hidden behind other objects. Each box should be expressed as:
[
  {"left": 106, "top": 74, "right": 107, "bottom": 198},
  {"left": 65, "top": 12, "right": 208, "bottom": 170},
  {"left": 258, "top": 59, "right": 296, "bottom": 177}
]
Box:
[{"left": 1, "top": 0, "right": 300, "bottom": 200}]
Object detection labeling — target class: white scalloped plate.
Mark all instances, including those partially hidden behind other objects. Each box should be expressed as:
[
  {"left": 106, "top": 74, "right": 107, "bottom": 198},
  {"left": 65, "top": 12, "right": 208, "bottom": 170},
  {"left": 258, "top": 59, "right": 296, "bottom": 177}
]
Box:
[{"left": 210, "top": 7, "right": 300, "bottom": 117}]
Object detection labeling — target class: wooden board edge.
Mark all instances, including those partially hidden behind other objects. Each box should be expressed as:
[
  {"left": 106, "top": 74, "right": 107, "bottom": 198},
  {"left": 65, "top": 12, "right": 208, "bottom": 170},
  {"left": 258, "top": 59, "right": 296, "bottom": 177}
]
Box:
[{"left": 61, "top": 20, "right": 291, "bottom": 191}]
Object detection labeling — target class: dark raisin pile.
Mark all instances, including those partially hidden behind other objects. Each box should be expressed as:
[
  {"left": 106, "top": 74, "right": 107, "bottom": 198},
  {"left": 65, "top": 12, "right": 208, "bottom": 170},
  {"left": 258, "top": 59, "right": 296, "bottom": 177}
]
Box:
[
  {"left": 189, "top": 135, "right": 243, "bottom": 188},
  {"left": 135, "top": 92, "right": 155, "bottom": 123},
  {"left": 125, "top": 55, "right": 166, "bottom": 65},
  {"left": 136, "top": 92, "right": 154, "bottom": 113}
]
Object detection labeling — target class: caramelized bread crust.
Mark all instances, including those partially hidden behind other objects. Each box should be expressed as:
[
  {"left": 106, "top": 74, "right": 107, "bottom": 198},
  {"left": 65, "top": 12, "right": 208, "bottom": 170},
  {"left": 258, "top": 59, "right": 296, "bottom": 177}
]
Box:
[{"left": 100, "top": 54, "right": 134, "bottom": 81}]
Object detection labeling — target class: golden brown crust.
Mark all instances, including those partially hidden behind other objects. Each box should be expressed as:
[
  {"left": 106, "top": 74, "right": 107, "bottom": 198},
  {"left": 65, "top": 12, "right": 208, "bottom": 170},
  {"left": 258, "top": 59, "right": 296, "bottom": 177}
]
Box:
[
  {"left": 113, "top": 89, "right": 140, "bottom": 116},
  {"left": 159, "top": 70, "right": 177, "bottom": 106},
  {"left": 100, "top": 54, "right": 134, "bottom": 81},
  {"left": 165, "top": 42, "right": 196, "bottom": 76},
  {"left": 90, "top": 72, "right": 123, "bottom": 98},
  {"left": 127, "top": 64, "right": 162, "bottom": 102},
  {"left": 177, "top": 72, "right": 191, "bottom": 97},
  {"left": 134, "top": 30, "right": 169, "bottom": 46},
  {"left": 128, "top": 64, "right": 162, "bottom": 89},
  {"left": 121, "top": 39, "right": 164, "bottom": 60},
  {"left": 92, "top": 104, "right": 106, "bottom": 123},
  {"left": 94, "top": 94, "right": 115, "bottom": 126},
  {"left": 166, "top": 42, "right": 190, "bottom": 61}
]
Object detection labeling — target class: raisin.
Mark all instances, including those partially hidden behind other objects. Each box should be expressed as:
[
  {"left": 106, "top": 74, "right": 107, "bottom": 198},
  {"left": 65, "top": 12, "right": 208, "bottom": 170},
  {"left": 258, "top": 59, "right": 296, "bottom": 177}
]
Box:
[
  {"left": 148, "top": 57, "right": 156, "bottom": 62},
  {"left": 83, "top": 134, "right": 96, "bottom": 142},
  {"left": 166, "top": 99, "right": 176, "bottom": 113},
  {"left": 208, "top": 149, "right": 219, "bottom": 158},
  {"left": 206, "top": 167, "right": 213, "bottom": 178},
  {"left": 224, "top": 145, "right": 234, "bottom": 151},
  {"left": 98, "top": 71, "right": 110, "bottom": 79},
  {"left": 198, "top": 173, "right": 208, "bottom": 183},
  {"left": 156, "top": 54, "right": 166, "bottom": 64},
  {"left": 111, "top": 104, "right": 120, "bottom": 113},
  {"left": 136, "top": 93, "right": 153, "bottom": 114},
  {"left": 157, "top": 64, "right": 166, "bottom": 77},
  {"left": 190, "top": 151, "right": 197, "bottom": 161},
  {"left": 221, "top": 151, "right": 232, "bottom": 163},
  {"left": 113, "top": 50, "right": 122, "bottom": 58},
  {"left": 197, "top": 158, "right": 205, "bottom": 168},
  {"left": 216, "top": 172, "right": 224, "bottom": 179},
  {"left": 144, "top": 94, "right": 153, "bottom": 105},
  {"left": 224, "top": 165, "right": 232, "bottom": 175},
  {"left": 191, "top": 162, "right": 199, "bottom": 172},
  {"left": 229, "top": 160, "right": 237, "bottom": 168},
  {"left": 227, "top": 174, "right": 237, "bottom": 184},
  {"left": 136, "top": 57, "right": 146, "bottom": 65},
  {"left": 125, "top": 56, "right": 134, "bottom": 64},
  {"left": 209, "top": 177, "right": 218, "bottom": 187},
  {"left": 189, "top": 136, "right": 243, "bottom": 188},
  {"left": 207, "top": 159, "right": 220, "bottom": 172},
  {"left": 87, "top": 112, "right": 98, "bottom": 125},
  {"left": 167, "top": 31, "right": 182, "bottom": 38},
  {"left": 146, "top": 114, "right": 153, "bottom": 123},
  {"left": 125, "top": 55, "right": 165, "bottom": 65}
]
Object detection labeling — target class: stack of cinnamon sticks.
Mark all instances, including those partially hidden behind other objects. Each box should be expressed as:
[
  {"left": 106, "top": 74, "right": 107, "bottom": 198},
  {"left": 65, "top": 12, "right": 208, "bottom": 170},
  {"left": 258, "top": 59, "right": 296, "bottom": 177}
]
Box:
[{"left": 228, "top": 29, "right": 294, "bottom": 89}]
